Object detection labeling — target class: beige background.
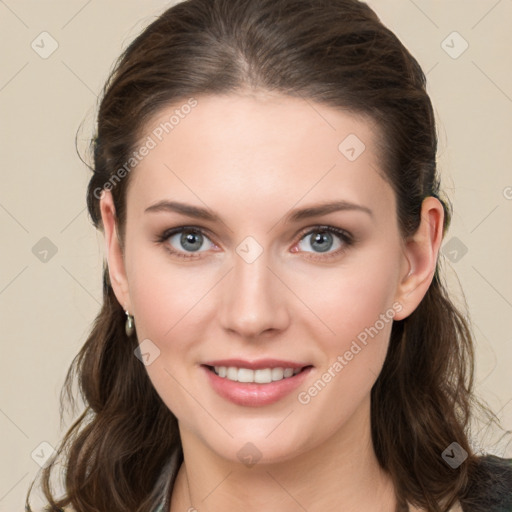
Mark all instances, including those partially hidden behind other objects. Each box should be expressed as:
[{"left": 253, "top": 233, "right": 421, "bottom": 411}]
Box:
[{"left": 1, "top": 1, "right": 511, "bottom": 510}]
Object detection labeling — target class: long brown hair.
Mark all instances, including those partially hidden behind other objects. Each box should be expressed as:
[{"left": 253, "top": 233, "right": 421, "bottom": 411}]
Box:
[{"left": 26, "top": 1, "right": 501, "bottom": 511}]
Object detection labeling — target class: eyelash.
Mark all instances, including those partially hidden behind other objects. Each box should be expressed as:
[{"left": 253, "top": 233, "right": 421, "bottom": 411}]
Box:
[{"left": 155, "top": 225, "right": 354, "bottom": 261}]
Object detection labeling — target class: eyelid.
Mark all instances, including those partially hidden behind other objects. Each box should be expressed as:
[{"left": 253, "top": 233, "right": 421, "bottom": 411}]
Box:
[{"left": 296, "top": 224, "right": 353, "bottom": 243}]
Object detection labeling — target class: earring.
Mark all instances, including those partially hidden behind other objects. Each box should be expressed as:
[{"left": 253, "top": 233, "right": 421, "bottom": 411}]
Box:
[{"left": 125, "top": 310, "right": 134, "bottom": 337}]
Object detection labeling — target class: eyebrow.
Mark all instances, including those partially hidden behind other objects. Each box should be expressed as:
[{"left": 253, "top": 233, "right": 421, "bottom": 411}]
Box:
[{"left": 144, "top": 199, "right": 373, "bottom": 222}]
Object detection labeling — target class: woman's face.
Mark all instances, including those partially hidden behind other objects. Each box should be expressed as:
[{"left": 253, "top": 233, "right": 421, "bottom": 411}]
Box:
[{"left": 102, "top": 92, "right": 437, "bottom": 465}]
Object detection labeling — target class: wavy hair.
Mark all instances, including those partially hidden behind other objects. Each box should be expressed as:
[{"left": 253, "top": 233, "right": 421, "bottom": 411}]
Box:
[{"left": 26, "top": 0, "right": 500, "bottom": 511}]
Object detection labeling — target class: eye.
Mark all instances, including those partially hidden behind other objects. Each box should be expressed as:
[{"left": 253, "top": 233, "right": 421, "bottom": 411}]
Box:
[
  {"left": 293, "top": 226, "right": 353, "bottom": 260},
  {"left": 157, "top": 227, "right": 216, "bottom": 259},
  {"left": 156, "top": 224, "right": 354, "bottom": 261}
]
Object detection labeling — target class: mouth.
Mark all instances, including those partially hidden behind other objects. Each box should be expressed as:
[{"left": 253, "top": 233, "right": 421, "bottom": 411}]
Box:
[
  {"left": 201, "top": 363, "right": 314, "bottom": 407},
  {"left": 203, "top": 364, "right": 313, "bottom": 384}
]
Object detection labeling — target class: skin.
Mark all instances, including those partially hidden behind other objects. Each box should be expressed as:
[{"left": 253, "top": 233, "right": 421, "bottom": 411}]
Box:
[{"left": 100, "top": 92, "right": 447, "bottom": 511}]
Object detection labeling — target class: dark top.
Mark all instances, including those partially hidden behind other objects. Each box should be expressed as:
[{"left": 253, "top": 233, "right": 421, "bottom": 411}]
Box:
[
  {"left": 150, "top": 451, "right": 512, "bottom": 511},
  {"left": 458, "top": 455, "right": 512, "bottom": 511}
]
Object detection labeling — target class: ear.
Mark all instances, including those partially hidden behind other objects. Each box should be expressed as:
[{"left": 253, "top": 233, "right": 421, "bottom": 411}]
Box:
[
  {"left": 393, "top": 196, "right": 445, "bottom": 321},
  {"left": 99, "top": 190, "right": 131, "bottom": 312}
]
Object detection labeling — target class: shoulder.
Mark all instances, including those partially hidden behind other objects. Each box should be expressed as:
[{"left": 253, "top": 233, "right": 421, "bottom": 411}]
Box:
[{"left": 460, "top": 455, "right": 512, "bottom": 512}]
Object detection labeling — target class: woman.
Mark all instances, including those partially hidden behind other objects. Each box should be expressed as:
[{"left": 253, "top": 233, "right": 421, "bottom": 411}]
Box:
[{"left": 26, "top": 0, "right": 512, "bottom": 511}]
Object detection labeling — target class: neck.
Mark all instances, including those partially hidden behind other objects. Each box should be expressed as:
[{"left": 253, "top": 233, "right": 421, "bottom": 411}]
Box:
[{"left": 170, "top": 396, "right": 398, "bottom": 512}]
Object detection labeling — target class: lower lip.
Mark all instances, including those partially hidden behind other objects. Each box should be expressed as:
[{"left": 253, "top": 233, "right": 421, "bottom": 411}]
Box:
[{"left": 201, "top": 365, "right": 313, "bottom": 407}]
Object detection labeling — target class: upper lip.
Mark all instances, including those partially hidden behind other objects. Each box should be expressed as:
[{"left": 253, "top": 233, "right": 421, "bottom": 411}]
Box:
[{"left": 202, "top": 359, "right": 312, "bottom": 370}]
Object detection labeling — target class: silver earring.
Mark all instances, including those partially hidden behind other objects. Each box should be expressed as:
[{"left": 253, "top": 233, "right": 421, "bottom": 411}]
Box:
[{"left": 125, "top": 310, "right": 134, "bottom": 337}]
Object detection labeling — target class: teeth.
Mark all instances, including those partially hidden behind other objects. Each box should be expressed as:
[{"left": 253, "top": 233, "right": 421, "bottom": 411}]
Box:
[{"left": 212, "top": 366, "right": 302, "bottom": 383}]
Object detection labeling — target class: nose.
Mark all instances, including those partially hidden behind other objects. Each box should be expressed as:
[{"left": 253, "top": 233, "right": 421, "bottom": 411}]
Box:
[{"left": 218, "top": 248, "right": 290, "bottom": 339}]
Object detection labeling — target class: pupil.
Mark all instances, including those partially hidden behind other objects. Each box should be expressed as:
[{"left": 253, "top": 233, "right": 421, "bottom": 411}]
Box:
[
  {"left": 312, "top": 231, "right": 332, "bottom": 253},
  {"left": 181, "top": 231, "right": 202, "bottom": 252}
]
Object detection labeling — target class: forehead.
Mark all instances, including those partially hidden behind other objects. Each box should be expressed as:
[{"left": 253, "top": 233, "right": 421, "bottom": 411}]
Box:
[{"left": 127, "top": 93, "right": 395, "bottom": 223}]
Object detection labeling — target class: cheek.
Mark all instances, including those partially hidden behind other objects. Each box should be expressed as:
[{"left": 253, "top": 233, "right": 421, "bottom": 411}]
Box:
[
  {"left": 126, "top": 242, "right": 211, "bottom": 342},
  {"left": 125, "top": 246, "right": 208, "bottom": 418},
  {"left": 294, "top": 252, "right": 401, "bottom": 345},
  {"left": 293, "top": 267, "right": 397, "bottom": 426},
  {"left": 125, "top": 244, "right": 219, "bottom": 396},
  {"left": 289, "top": 248, "right": 401, "bottom": 405}
]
